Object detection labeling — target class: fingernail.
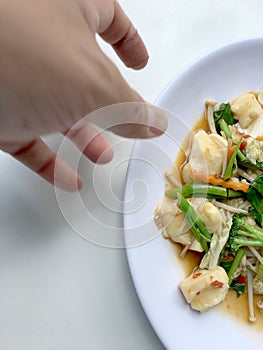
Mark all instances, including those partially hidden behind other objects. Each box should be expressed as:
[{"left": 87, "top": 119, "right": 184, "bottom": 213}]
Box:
[
  {"left": 54, "top": 160, "right": 83, "bottom": 192},
  {"left": 96, "top": 147, "right": 114, "bottom": 164},
  {"left": 77, "top": 175, "right": 83, "bottom": 191}
]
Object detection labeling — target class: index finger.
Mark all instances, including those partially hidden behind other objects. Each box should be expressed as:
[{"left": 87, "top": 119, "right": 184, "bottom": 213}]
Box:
[{"left": 99, "top": 1, "right": 149, "bottom": 70}]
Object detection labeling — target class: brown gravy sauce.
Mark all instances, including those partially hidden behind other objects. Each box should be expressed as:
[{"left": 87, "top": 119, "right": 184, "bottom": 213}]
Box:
[{"left": 170, "top": 113, "right": 263, "bottom": 328}]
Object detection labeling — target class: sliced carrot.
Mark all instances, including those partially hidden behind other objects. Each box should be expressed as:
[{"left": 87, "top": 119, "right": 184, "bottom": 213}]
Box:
[
  {"left": 256, "top": 136, "right": 263, "bottom": 142},
  {"left": 227, "top": 145, "right": 236, "bottom": 163},
  {"left": 191, "top": 170, "right": 249, "bottom": 193}
]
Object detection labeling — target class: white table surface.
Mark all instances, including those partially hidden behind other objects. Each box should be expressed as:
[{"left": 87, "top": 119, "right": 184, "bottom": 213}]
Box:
[{"left": 1, "top": 1, "right": 263, "bottom": 349}]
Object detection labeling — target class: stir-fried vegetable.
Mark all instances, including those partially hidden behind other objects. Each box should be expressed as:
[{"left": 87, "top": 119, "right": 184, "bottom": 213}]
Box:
[
  {"left": 238, "top": 149, "right": 263, "bottom": 171},
  {"left": 228, "top": 214, "right": 263, "bottom": 251},
  {"left": 177, "top": 193, "right": 211, "bottom": 252},
  {"left": 223, "top": 138, "right": 242, "bottom": 180},
  {"left": 214, "top": 103, "right": 235, "bottom": 134},
  {"left": 166, "top": 183, "right": 243, "bottom": 199},
  {"left": 226, "top": 248, "right": 246, "bottom": 285},
  {"left": 154, "top": 86, "right": 263, "bottom": 322},
  {"left": 247, "top": 174, "right": 263, "bottom": 226},
  {"left": 190, "top": 171, "right": 249, "bottom": 192}
]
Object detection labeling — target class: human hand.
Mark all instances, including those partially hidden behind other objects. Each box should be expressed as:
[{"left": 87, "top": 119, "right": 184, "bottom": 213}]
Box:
[{"left": 0, "top": 0, "right": 167, "bottom": 191}]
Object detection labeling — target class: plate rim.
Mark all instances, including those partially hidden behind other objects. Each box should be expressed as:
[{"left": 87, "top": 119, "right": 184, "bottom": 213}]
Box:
[{"left": 123, "top": 37, "right": 263, "bottom": 350}]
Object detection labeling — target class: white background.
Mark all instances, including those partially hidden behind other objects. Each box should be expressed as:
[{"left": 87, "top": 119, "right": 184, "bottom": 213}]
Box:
[{"left": 1, "top": 1, "right": 263, "bottom": 349}]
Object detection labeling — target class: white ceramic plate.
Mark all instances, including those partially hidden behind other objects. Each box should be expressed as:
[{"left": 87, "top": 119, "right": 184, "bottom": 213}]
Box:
[{"left": 123, "top": 38, "right": 263, "bottom": 350}]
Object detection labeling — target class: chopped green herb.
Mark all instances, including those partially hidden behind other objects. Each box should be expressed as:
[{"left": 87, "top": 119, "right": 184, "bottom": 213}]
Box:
[
  {"left": 214, "top": 103, "right": 235, "bottom": 134},
  {"left": 230, "top": 278, "right": 246, "bottom": 296}
]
